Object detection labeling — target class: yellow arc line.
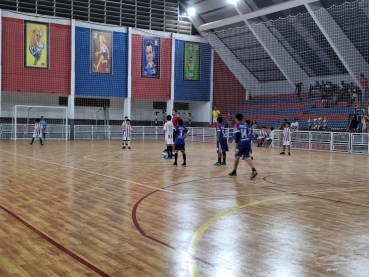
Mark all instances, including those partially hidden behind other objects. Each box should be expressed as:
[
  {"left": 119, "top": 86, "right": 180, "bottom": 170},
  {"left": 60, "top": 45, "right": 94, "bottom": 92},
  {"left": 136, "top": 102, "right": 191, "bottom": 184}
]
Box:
[{"left": 188, "top": 188, "right": 369, "bottom": 277}]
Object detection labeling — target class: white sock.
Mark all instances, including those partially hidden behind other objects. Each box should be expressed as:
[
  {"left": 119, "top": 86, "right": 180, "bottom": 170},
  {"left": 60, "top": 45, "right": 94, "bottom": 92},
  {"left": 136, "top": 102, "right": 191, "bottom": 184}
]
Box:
[{"left": 128, "top": 141, "right": 131, "bottom": 147}]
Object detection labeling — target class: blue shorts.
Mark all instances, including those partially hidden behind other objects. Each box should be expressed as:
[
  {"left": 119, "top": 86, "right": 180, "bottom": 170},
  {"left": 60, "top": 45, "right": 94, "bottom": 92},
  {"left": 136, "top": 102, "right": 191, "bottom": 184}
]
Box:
[
  {"left": 102, "top": 52, "right": 108, "bottom": 59},
  {"left": 216, "top": 140, "right": 229, "bottom": 153},
  {"left": 235, "top": 146, "right": 251, "bottom": 158}
]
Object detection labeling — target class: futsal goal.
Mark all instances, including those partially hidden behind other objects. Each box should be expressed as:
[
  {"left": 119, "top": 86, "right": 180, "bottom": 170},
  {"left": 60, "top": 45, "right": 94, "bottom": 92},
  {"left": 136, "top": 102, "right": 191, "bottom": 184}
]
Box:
[{"left": 12, "top": 105, "right": 68, "bottom": 140}]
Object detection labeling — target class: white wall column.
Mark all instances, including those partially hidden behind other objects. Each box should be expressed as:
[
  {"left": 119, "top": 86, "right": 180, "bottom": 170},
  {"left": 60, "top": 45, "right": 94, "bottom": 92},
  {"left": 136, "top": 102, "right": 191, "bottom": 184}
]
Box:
[
  {"left": 306, "top": 2, "right": 369, "bottom": 88},
  {"left": 124, "top": 27, "right": 132, "bottom": 119},
  {"left": 0, "top": 10, "right": 2, "bottom": 119},
  {"left": 167, "top": 34, "right": 175, "bottom": 114},
  {"left": 207, "top": 48, "right": 214, "bottom": 124},
  {"left": 68, "top": 19, "right": 75, "bottom": 139}
]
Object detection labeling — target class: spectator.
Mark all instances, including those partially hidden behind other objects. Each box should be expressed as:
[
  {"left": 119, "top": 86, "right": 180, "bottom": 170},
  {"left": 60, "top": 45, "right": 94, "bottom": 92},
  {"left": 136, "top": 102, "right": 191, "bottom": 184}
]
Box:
[
  {"left": 226, "top": 112, "right": 233, "bottom": 128},
  {"left": 360, "top": 74, "right": 368, "bottom": 101},
  {"left": 323, "top": 117, "right": 328, "bottom": 130},
  {"left": 252, "top": 120, "right": 259, "bottom": 129},
  {"left": 266, "top": 127, "right": 275, "bottom": 147},
  {"left": 291, "top": 118, "right": 299, "bottom": 131},
  {"left": 257, "top": 126, "right": 267, "bottom": 147},
  {"left": 248, "top": 93, "right": 253, "bottom": 101},
  {"left": 275, "top": 120, "right": 282, "bottom": 130},
  {"left": 308, "top": 118, "right": 311, "bottom": 130},
  {"left": 295, "top": 83, "right": 303, "bottom": 102},
  {"left": 212, "top": 107, "right": 221, "bottom": 125}
]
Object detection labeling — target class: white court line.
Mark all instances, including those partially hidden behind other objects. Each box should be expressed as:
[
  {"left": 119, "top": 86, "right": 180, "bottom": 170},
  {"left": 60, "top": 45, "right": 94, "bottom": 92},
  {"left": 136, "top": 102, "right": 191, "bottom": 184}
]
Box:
[
  {"left": 0, "top": 150, "right": 181, "bottom": 195},
  {"left": 3, "top": 149, "right": 367, "bottom": 202}
]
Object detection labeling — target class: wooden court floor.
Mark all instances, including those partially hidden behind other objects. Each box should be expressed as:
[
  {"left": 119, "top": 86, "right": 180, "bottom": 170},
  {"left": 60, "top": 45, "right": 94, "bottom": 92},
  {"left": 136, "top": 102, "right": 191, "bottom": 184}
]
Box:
[{"left": 0, "top": 139, "right": 368, "bottom": 277}]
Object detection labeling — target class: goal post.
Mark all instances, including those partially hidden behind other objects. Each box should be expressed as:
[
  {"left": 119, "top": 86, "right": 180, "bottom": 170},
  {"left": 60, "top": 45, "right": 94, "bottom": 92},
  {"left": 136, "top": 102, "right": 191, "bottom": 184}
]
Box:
[{"left": 12, "top": 105, "right": 68, "bottom": 141}]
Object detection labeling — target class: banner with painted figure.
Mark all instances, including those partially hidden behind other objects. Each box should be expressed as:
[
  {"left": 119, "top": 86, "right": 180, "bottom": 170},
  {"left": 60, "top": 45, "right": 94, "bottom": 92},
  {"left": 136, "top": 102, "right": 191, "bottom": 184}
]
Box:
[
  {"left": 142, "top": 37, "right": 160, "bottom": 78},
  {"left": 91, "top": 30, "right": 112, "bottom": 74},
  {"left": 183, "top": 42, "right": 200, "bottom": 81},
  {"left": 25, "top": 21, "right": 49, "bottom": 69}
]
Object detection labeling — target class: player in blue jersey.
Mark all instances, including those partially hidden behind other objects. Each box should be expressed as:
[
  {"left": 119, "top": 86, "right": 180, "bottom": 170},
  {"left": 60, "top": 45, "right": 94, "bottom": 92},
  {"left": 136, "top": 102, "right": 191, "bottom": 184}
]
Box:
[
  {"left": 229, "top": 115, "right": 257, "bottom": 179},
  {"left": 40, "top": 116, "right": 47, "bottom": 140},
  {"left": 173, "top": 119, "right": 190, "bottom": 167},
  {"left": 214, "top": 117, "right": 229, "bottom": 166}
]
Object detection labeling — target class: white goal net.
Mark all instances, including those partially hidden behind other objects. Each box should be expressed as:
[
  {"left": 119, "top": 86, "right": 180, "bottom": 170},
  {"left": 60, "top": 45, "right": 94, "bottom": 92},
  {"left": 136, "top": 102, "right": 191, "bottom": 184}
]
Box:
[{"left": 11, "top": 105, "right": 68, "bottom": 140}]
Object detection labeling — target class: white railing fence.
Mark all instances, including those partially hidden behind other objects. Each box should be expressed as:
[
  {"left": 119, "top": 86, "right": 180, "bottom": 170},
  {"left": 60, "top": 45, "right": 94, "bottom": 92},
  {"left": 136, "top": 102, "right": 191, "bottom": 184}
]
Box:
[
  {"left": 1, "top": 124, "right": 368, "bottom": 155},
  {"left": 0, "top": 124, "right": 69, "bottom": 140}
]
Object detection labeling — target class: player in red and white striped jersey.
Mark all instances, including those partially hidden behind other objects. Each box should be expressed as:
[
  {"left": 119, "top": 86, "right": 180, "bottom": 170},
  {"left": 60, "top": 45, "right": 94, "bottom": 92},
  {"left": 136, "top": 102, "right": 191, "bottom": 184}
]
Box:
[
  {"left": 30, "top": 119, "right": 43, "bottom": 145},
  {"left": 280, "top": 122, "right": 292, "bottom": 155},
  {"left": 122, "top": 119, "right": 133, "bottom": 149}
]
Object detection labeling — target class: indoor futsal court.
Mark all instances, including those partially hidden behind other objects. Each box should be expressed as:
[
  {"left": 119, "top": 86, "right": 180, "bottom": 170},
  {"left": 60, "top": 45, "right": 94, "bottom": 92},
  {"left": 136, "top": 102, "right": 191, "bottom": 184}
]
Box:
[
  {"left": 0, "top": 140, "right": 369, "bottom": 277},
  {"left": 2, "top": 0, "right": 369, "bottom": 276}
]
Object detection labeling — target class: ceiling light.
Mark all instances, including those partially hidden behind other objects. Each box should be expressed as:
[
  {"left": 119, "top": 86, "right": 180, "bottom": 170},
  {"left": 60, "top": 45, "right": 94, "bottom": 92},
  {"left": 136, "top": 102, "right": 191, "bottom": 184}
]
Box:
[
  {"left": 228, "top": 0, "right": 238, "bottom": 4},
  {"left": 188, "top": 8, "right": 196, "bottom": 16}
]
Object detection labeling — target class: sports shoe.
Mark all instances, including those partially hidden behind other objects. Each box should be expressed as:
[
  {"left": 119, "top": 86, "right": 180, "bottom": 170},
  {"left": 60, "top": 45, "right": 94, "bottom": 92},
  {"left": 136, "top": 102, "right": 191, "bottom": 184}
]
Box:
[
  {"left": 173, "top": 162, "right": 177, "bottom": 167},
  {"left": 241, "top": 155, "right": 245, "bottom": 160},
  {"left": 250, "top": 170, "right": 258, "bottom": 179},
  {"left": 229, "top": 171, "right": 237, "bottom": 176},
  {"left": 251, "top": 156, "right": 254, "bottom": 160},
  {"left": 128, "top": 147, "right": 131, "bottom": 149},
  {"left": 165, "top": 156, "right": 172, "bottom": 160},
  {"left": 280, "top": 152, "right": 285, "bottom": 155},
  {"left": 122, "top": 146, "right": 125, "bottom": 149},
  {"left": 221, "top": 162, "right": 226, "bottom": 166},
  {"left": 182, "top": 163, "right": 186, "bottom": 167},
  {"left": 288, "top": 152, "right": 291, "bottom": 155},
  {"left": 213, "top": 162, "right": 222, "bottom": 166}
]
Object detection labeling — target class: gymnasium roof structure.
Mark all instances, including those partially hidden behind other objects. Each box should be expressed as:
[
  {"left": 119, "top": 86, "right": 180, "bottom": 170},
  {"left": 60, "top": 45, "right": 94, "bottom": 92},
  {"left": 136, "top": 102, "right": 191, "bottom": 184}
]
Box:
[{"left": 179, "top": 0, "right": 368, "bottom": 85}]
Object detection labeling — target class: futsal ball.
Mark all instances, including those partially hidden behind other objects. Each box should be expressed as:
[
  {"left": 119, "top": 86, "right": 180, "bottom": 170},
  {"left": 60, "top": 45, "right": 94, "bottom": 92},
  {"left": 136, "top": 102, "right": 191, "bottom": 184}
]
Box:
[{"left": 162, "top": 149, "right": 168, "bottom": 158}]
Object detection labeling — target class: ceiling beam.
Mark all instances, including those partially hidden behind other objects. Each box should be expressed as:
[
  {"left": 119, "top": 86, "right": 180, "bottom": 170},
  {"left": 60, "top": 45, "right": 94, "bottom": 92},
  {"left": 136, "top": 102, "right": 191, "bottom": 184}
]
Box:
[{"left": 198, "top": 0, "right": 318, "bottom": 31}]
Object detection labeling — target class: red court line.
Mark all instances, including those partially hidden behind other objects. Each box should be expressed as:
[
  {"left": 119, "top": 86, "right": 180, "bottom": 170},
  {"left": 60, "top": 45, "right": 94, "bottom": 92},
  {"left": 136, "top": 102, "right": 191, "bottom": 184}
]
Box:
[
  {"left": 0, "top": 204, "right": 110, "bottom": 277},
  {"left": 132, "top": 177, "right": 225, "bottom": 269}
]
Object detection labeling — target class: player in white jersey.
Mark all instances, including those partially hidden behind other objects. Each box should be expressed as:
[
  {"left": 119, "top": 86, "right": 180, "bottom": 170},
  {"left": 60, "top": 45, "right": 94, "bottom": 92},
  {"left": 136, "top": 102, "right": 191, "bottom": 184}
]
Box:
[
  {"left": 162, "top": 115, "right": 174, "bottom": 159},
  {"left": 280, "top": 122, "right": 292, "bottom": 155},
  {"left": 121, "top": 116, "right": 128, "bottom": 129},
  {"left": 30, "top": 119, "right": 43, "bottom": 145},
  {"left": 122, "top": 119, "right": 133, "bottom": 149}
]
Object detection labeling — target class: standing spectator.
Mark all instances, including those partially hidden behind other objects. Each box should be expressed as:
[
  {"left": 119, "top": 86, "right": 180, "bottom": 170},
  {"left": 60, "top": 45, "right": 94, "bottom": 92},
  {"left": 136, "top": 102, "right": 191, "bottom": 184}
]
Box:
[
  {"left": 323, "top": 117, "right": 328, "bottom": 130},
  {"left": 360, "top": 74, "right": 368, "bottom": 101},
  {"left": 291, "top": 118, "right": 299, "bottom": 131},
  {"left": 295, "top": 83, "right": 303, "bottom": 102},
  {"left": 308, "top": 118, "right": 311, "bottom": 130},
  {"left": 226, "top": 112, "right": 233, "bottom": 128},
  {"left": 275, "top": 120, "right": 282, "bottom": 130},
  {"left": 252, "top": 120, "right": 259, "bottom": 129},
  {"left": 212, "top": 107, "right": 221, "bottom": 125},
  {"left": 266, "top": 127, "right": 275, "bottom": 147}
]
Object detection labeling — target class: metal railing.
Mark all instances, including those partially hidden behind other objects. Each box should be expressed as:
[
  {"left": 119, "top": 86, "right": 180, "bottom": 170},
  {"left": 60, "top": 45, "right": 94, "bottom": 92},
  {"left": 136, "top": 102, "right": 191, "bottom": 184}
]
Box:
[
  {"left": 0, "top": 124, "right": 70, "bottom": 140},
  {"left": 1, "top": 124, "right": 368, "bottom": 155}
]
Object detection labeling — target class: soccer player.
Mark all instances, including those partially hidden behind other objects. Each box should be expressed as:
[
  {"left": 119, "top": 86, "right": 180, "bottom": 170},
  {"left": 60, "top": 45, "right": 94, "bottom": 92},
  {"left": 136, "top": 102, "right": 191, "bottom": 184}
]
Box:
[
  {"left": 229, "top": 115, "right": 257, "bottom": 179},
  {"left": 122, "top": 119, "right": 133, "bottom": 149},
  {"left": 40, "top": 116, "right": 47, "bottom": 140},
  {"left": 163, "top": 115, "right": 174, "bottom": 159},
  {"left": 280, "top": 122, "right": 292, "bottom": 155},
  {"left": 30, "top": 119, "right": 43, "bottom": 146},
  {"left": 173, "top": 119, "right": 190, "bottom": 167},
  {"left": 214, "top": 117, "right": 228, "bottom": 166}
]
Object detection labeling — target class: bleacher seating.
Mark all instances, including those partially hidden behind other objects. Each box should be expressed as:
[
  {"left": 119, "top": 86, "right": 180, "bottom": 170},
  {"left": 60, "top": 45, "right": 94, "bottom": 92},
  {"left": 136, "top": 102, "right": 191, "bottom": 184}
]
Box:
[{"left": 228, "top": 93, "right": 366, "bottom": 130}]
